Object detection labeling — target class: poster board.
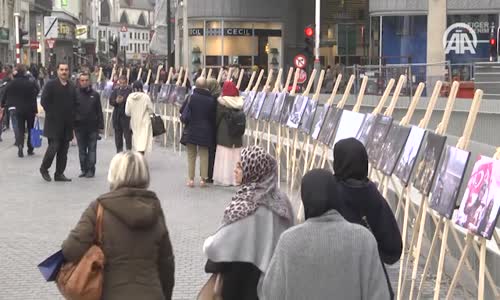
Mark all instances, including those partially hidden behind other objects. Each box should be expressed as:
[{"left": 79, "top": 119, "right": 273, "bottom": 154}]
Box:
[
  {"left": 298, "top": 98, "right": 319, "bottom": 135},
  {"left": 243, "top": 91, "right": 257, "bottom": 115},
  {"left": 311, "top": 104, "right": 330, "bottom": 140},
  {"left": 377, "top": 124, "right": 411, "bottom": 176},
  {"left": 366, "top": 115, "right": 393, "bottom": 164},
  {"left": 393, "top": 126, "right": 427, "bottom": 186},
  {"left": 279, "top": 94, "right": 296, "bottom": 125},
  {"left": 250, "top": 91, "right": 268, "bottom": 119},
  {"left": 270, "top": 92, "right": 287, "bottom": 123},
  {"left": 259, "top": 92, "right": 278, "bottom": 121},
  {"left": 413, "top": 132, "right": 447, "bottom": 196},
  {"left": 286, "top": 95, "right": 308, "bottom": 128},
  {"left": 332, "top": 110, "right": 366, "bottom": 146},
  {"left": 317, "top": 107, "right": 343, "bottom": 146},
  {"left": 355, "top": 114, "right": 377, "bottom": 146}
]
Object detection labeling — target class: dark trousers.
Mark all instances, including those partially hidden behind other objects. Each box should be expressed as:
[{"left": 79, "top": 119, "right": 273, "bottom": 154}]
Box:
[
  {"left": 41, "top": 138, "right": 70, "bottom": 176},
  {"left": 208, "top": 145, "right": 216, "bottom": 180},
  {"left": 75, "top": 128, "right": 98, "bottom": 173},
  {"left": 114, "top": 117, "right": 132, "bottom": 152},
  {"left": 16, "top": 112, "right": 35, "bottom": 150}
]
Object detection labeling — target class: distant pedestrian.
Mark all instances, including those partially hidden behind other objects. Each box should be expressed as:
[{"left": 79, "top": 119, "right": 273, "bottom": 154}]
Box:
[
  {"left": 0, "top": 66, "right": 14, "bottom": 142},
  {"left": 213, "top": 81, "right": 244, "bottom": 186},
  {"left": 40, "top": 63, "right": 77, "bottom": 182},
  {"left": 74, "top": 73, "right": 104, "bottom": 178},
  {"left": 61, "top": 151, "right": 175, "bottom": 300},
  {"left": 0, "top": 64, "right": 39, "bottom": 157},
  {"left": 110, "top": 75, "right": 132, "bottom": 153},
  {"left": 202, "top": 146, "right": 293, "bottom": 300},
  {"left": 206, "top": 78, "right": 221, "bottom": 183},
  {"left": 125, "top": 81, "right": 154, "bottom": 154},
  {"left": 180, "top": 76, "right": 216, "bottom": 187},
  {"left": 261, "top": 169, "right": 390, "bottom": 300}
]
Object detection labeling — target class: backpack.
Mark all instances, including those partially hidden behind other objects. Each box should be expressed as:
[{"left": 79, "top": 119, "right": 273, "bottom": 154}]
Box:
[{"left": 226, "top": 108, "right": 246, "bottom": 137}]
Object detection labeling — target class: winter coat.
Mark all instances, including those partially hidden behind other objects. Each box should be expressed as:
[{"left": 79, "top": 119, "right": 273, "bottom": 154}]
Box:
[
  {"left": 40, "top": 79, "right": 77, "bottom": 141},
  {"left": 0, "top": 77, "right": 13, "bottom": 108},
  {"left": 62, "top": 188, "right": 175, "bottom": 300},
  {"left": 215, "top": 96, "right": 244, "bottom": 148},
  {"left": 74, "top": 87, "right": 104, "bottom": 132},
  {"left": 180, "top": 88, "right": 216, "bottom": 147},
  {"left": 125, "top": 92, "right": 154, "bottom": 153},
  {"left": 109, "top": 86, "right": 132, "bottom": 129},
  {"left": 0, "top": 74, "right": 39, "bottom": 114}
]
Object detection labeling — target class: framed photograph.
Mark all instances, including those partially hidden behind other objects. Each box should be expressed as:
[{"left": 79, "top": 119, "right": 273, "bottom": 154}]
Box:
[
  {"left": 454, "top": 155, "right": 500, "bottom": 240},
  {"left": 355, "top": 114, "right": 377, "bottom": 146},
  {"left": 286, "top": 95, "right": 308, "bottom": 128},
  {"left": 299, "top": 99, "right": 319, "bottom": 135},
  {"left": 332, "top": 110, "right": 366, "bottom": 146},
  {"left": 167, "top": 85, "right": 178, "bottom": 104},
  {"left": 394, "top": 126, "right": 426, "bottom": 186},
  {"left": 250, "top": 91, "right": 267, "bottom": 119},
  {"left": 101, "top": 80, "right": 114, "bottom": 99},
  {"left": 377, "top": 125, "right": 411, "bottom": 176},
  {"left": 157, "top": 84, "right": 171, "bottom": 103},
  {"left": 150, "top": 83, "right": 163, "bottom": 103},
  {"left": 174, "top": 86, "right": 188, "bottom": 106},
  {"left": 311, "top": 104, "right": 330, "bottom": 140},
  {"left": 366, "top": 115, "right": 393, "bottom": 164},
  {"left": 412, "top": 132, "right": 447, "bottom": 195},
  {"left": 259, "top": 92, "right": 278, "bottom": 121},
  {"left": 429, "top": 146, "right": 471, "bottom": 219},
  {"left": 243, "top": 91, "right": 257, "bottom": 115},
  {"left": 280, "top": 95, "right": 296, "bottom": 125},
  {"left": 270, "top": 92, "right": 287, "bottom": 123},
  {"left": 317, "top": 108, "right": 343, "bottom": 146}
]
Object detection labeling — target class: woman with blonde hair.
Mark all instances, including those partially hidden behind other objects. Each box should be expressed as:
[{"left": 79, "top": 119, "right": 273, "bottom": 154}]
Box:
[{"left": 61, "top": 151, "right": 175, "bottom": 300}]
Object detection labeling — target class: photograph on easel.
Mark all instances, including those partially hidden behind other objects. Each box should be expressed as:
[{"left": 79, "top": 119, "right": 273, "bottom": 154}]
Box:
[
  {"left": 250, "top": 91, "right": 267, "bottom": 119},
  {"left": 270, "top": 93, "right": 287, "bottom": 123},
  {"left": 243, "top": 91, "right": 257, "bottom": 115},
  {"left": 286, "top": 95, "right": 308, "bottom": 128},
  {"left": 429, "top": 146, "right": 471, "bottom": 219},
  {"left": 279, "top": 95, "right": 296, "bottom": 125},
  {"left": 454, "top": 155, "right": 500, "bottom": 239},
  {"left": 332, "top": 110, "right": 366, "bottom": 147},
  {"left": 174, "top": 86, "right": 188, "bottom": 106},
  {"left": 377, "top": 124, "right": 411, "bottom": 176},
  {"left": 366, "top": 115, "right": 393, "bottom": 164},
  {"left": 311, "top": 104, "right": 330, "bottom": 140},
  {"left": 167, "top": 84, "right": 177, "bottom": 104},
  {"left": 394, "top": 126, "right": 426, "bottom": 185},
  {"left": 413, "top": 132, "right": 447, "bottom": 196},
  {"left": 157, "top": 84, "right": 171, "bottom": 103},
  {"left": 101, "top": 81, "right": 114, "bottom": 99},
  {"left": 259, "top": 92, "right": 278, "bottom": 121},
  {"left": 355, "top": 114, "right": 376, "bottom": 146},
  {"left": 151, "top": 84, "right": 162, "bottom": 102},
  {"left": 298, "top": 99, "right": 318, "bottom": 135},
  {"left": 317, "top": 108, "right": 343, "bottom": 146}
]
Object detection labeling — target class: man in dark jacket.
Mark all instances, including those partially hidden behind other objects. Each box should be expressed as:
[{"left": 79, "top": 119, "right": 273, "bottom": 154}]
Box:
[
  {"left": 75, "top": 73, "right": 104, "bottom": 178},
  {"left": 40, "top": 63, "right": 77, "bottom": 182},
  {"left": 109, "top": 75, "right": 132, "bottom": 153},
  {"left": 0, "top": 64, "right": 39, "bottom": 156},
  {"left": 0, "top": 66, "right": 14, "bottom": 141}
]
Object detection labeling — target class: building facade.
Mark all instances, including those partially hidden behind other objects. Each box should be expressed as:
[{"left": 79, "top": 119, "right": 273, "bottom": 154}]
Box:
[{"left": 0, "top": 0, "right": 15, "bottom": 65}]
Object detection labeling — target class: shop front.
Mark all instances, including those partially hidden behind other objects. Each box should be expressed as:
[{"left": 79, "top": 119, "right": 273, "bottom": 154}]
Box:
[
  {"left": 0, "top": 28, "right": 10, "bottom": 64},
  {"left": 46, "top": 18, "right": 77, "bottom": 70}
]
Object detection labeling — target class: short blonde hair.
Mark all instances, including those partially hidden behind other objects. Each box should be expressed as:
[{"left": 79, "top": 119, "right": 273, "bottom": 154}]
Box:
[{"left": 108, "top": 151, "right": 150, "bottom": 191}]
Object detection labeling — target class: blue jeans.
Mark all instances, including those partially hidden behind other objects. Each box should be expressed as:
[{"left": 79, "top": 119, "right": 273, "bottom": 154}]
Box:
[
  {"left": 75, "top": 129, "right": 98, "bottom": 173},
  {"left": 10, "top": 109, "right": 19, "bottom": 145}
]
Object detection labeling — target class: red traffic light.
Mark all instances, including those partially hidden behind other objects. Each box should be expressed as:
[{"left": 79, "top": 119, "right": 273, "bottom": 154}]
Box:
[
  {"left": 304, "top": 26, "right": 314, "bottom": 38},
  {"left": 490, "top": 38, "right": 496, "bottom": 46}
]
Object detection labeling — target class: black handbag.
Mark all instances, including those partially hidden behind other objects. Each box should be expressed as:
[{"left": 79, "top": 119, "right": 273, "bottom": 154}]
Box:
[
  {"left": 151, "top": 114, "right": 166, "bottom": 137},
  {"left": 180, "top": 95, "right": 192, "bottom": 124}
]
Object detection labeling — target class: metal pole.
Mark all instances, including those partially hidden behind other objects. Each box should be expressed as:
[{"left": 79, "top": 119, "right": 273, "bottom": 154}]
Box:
[
  {"left": 14, "top": 13, "right": 21, "bottom": 64},
  {"left": 167, "top": 0, "right": 172, "bottom": 67}
]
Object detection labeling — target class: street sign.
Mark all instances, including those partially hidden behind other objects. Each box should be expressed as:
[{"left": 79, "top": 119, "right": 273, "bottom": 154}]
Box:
[
  {"left": 298, "top": 69, "right": 307, "bottom": 84},
  {"left": 294, "top": 54, "right": 307, "bottom": 69},
  {"left": 119, "top": 26, "right": 129, "bottom": 47},
  {"left": 43, "top": 16, "right": 58, "bottom": 39},
  {"left": 46, "top": 38, "right": 56, "bottom": 49},
  {"left": 30, "top": 41, "right": 40, "bottom": 50}
]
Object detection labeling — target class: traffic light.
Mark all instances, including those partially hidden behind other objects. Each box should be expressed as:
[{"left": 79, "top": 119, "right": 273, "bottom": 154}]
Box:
[
  {"left": 490, "top": 34, "right": 497, "bottom": 61},
  {"left": 18, "top": 29, "right": 29, "bottom": 46},
  {"left": 304, "top": 25, "right": 314, "bottom": 57}
]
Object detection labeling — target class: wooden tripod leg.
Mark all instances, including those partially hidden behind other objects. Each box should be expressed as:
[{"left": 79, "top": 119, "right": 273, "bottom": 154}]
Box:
[
  {"left": 472, "top": 238, "right": 499, "bottom": 297},
  {"left": 292, "top": 133, "right": 307, "bottom": 190},
  {"left": 307, "top": 142, "right": 318, "bottom": 171},
  {"left": 290, "top": 130, "right": 299, "bottom": 190},
  {"left": 397, "top": 186, "right": 410, "bottom": 300},
  {"left": 254, "top": 121, "right": 260, "bottom": 146},
  {"left": 478, "top": 238, "right": 486, "bottom": 300},
  {"left": 320, "top": 145, "right": 329, "bottom": 168},
  {"left": 267, "top": 122, "right": 271, "bottom": 153},
  {"left": 277, "top": 125, "right": 282, "bottom": 187},
  {"left": 302, "top": 137, "right": 310, "bottom": 176},
  {"left": 286, "top": 128, "right": 290, "bottom": 184},
  {"left": 416, "top": 218, "right": 443, "bottom": 300},
  {"left": 382, "top": 176, "right": 389, "bottom": 199},
  {"left": 409, "top": 196, "right": 429, "bottom": 300},
  {"left": 395, "top": 185, "right": 405, "bottom": 220},
  {"left": 433, "top": 219, "right": 450, "bottom": 300},
  {"left": 445, "top": 234, "right": 473, "bottom": 300},
  {"left": 449, "top": 225, "right": 476, "bottom": 279},
  {"left": 173, "top": 105, "right": 178, "bottom": 152}
]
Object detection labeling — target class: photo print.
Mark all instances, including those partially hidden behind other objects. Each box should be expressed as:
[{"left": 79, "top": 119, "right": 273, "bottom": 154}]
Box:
[
  {"left": 250, "top": 91, "right": 267, "bottom": 119},
  {"left": 393, "top": 126, "right": 426, "bottom": 185},
  {"left": 366, "top": 115, "right": 393, "bottom": 164},
  {"left": 157, "top": 84, "right": 171, "bottom": 103},
  {"left": 412, "top": 132, "right": 447, "bottom": 196},
  {"left": 270, "top": 92, "right": 287, "bottom": 123},
  {"left": 286, "top": 95, "right": 308, "bottom": 128},
  {"left": 279, "top": 94, "right": 296, "bottom": 125},
  {"left": 454, "top": 155, "right": 500, "bottom": 239},
  {"left": 101, "top": 80, "right": 114, "bottom": 99},
  {"left": 174, "top": 86, "right": 188, "bottom": 106},
  {"left": 355, "top": 114, "right": 377, "bottom": 146},
  {"left": 151, "top": 84, "right": 163, "bottom": 102},
  {"left": 167, "top": 85, "right": 178, "bottom": 104},
  {"left": 311, "top": 104, "right": 331, "bottom": 140},
  {"left": 317, "top": 108, "right": 343, "bottom": 146},
  {"left": 243, "top": 91, "right": 257, "bottom": 115},
  {"left": 299, "top": 99, "right": 319, "bottom": 135},
  {"left": 429, "top": 146, "right": 471, "bottom": 219},
  {"left": 377, "top": 125, "right": 411, "bottom": 176},
  {"left": 259, "top": 92, "right": 278, "bottom": 121},
  {"left": 332, "top": 110, "right": 366, "bottom": 146}
]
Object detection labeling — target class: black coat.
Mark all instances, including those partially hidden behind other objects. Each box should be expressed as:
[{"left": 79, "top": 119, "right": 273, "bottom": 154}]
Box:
[
  {"left": 41, "top": 79, "right": 77, "bottom": 141},
  {"left": 0, "top": 74, "right": 39, "bottom": 114},
  {"left": 205, "top": 260, "right": 260, "bottom": 300},
  {"left": 75, "top": 87, "right": 104, "bottom": 132},
  {"left": 216, "top": 103, "right": 243, "bottom": 148},
  {"left": 109, "top": 86, "right": 132, "bottom": 128},
  {"left": 180, "top": 88, "right": 216, "bottom": 147}
]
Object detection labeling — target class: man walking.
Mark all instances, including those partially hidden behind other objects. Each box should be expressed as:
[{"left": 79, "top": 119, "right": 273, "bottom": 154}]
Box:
[
  {"left": 109, "top": 75, "right": 132, "bottom": 152},
  {"left": 74, "top": 73, "right": 103, "bottom": 178},
  {"left": 0, "top": 66, "right": 14, "bottom": 142},
  {"left": 0, "top": 64, "right": 38, "bottom": 154},
  {"left": 40, "top": 63, "right": 77, "bottom": 182}
]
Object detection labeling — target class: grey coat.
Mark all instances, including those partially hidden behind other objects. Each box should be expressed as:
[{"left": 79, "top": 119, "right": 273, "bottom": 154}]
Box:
[{"left": 261, "top": 210, "right": 390, "bottom": 300}]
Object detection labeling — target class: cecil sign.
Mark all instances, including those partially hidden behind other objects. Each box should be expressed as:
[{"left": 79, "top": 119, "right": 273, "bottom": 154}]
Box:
[{"left": 443, "top": 23, "right": 478, "bottom": 55}]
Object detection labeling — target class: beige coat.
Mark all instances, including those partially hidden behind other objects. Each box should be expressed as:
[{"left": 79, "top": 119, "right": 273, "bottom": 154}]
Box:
[{"left": 125, "top": 92, "right": 154, "bottom": 152}]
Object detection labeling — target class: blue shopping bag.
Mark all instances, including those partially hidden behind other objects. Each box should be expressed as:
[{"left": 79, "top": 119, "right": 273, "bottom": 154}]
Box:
[
  {"left": 30, "top": 118, "right": 43, "bottom": 148},
  {"left": 37, "top": 250, "right": 65, "bottom": 282}
]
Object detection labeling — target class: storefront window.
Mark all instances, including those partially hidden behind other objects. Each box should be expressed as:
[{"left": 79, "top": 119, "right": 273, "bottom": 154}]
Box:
[{"left": 380, "top": 15, "right": 427, "bottom": 64}]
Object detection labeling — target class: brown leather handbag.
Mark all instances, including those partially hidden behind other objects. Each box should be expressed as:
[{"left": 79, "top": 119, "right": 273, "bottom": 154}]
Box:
[
  {"left": 57, "top": 203, "right": 105, "bottom": 300},
  {"left": 197, "top": 273, "right": 223, "bottom": 300}
]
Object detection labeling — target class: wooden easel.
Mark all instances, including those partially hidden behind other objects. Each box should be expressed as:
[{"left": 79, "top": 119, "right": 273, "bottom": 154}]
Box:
[
  {"left": 265, "top": 68, "right": 284, "bottom": 153},
  {"left": 137, "top": 67, "right": 143, "bottom": 81},
  {"left": 244, "top": 70, "right": 257, "bottom": 93},
  {"left": 126, "top": 68, "right": 131, "bottom": 83},
  {"left": 399, "top": 81, "right": 461, "bottom": 300},
  {"left": 282, "top": 68, "right": 300, "bottom": 185},
  {"left": 245, "top": 69, "right": 264, "bottom": 145},
  {"left": 164, "top": 66, "right": 180, "bottom": 147},
  {"left": 254, "top": 68, "right": 275, "bottom": 146},
  {"left": 207, "top": 68, "right": 213, "bottom": 79},
  {"left": 216, "top": 67, "right": 223, "bottom": 83},
  {"left": 236, "top": 68, "right": 244, "bottom": 89},
  {"left": 201, "top": 68, "right": 206, "bottom": 78}
]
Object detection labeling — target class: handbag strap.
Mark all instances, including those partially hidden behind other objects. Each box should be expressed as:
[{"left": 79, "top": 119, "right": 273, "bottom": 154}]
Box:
[{"left": 95, "top": 203, "right": 104, "bottom": 245}]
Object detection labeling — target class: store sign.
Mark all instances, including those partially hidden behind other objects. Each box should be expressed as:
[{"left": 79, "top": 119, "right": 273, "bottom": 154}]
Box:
[
  {"left": 189, "top": 28, "right": 281, "bottom": 37},
  {"left": 76, "top": 25, "right": 88, "bottom": 40},
  {"left": 443, "top": 23, "right": 478, "bottom": 55},
  {"left": 0, "top": 28, "right": 9, "bottom": 41},
  {"left": 58, "top": 21, "right": 76, "bottom": 40}
]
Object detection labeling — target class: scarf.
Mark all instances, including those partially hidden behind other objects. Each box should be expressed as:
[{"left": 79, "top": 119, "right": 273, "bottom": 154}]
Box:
[
  {"left": 301, "top": 169, "right": 342, "bottom": 219},
  {"left": 218, "top": 96, "right": 244, "bottom": 110},
  {"left": 222, "top": 146, "right": 293, "bottom": 225},
  {"left": 333, "top": 137, "right": 369, "bottom": 181},
  {"left": 207, "top": 78, "right": 221, "bottom": 98}
]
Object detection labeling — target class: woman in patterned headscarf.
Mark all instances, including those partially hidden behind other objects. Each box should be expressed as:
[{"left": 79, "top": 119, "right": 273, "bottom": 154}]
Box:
[{"left": 201, "top": 146, "right": 293, "bottom": 300}]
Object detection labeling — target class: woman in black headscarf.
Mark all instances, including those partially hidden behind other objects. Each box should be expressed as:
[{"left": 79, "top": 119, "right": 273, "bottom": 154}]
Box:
[{"left": 333, "top": 137, "right": 402, "bottom": 265}]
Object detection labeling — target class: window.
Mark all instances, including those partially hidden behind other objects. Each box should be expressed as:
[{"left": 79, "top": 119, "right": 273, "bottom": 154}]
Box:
[
  {"left": 100, "top": 0, "right": 110, "bottom": 24},
  {"left": 120, "top": 12, "right": 129, "bottom": 25},
  {"left": 130, "top": 32, "right": 133, "bottom": 39},
  {"left": 138, "top": 13, "right": 146, "bottom": 26}
]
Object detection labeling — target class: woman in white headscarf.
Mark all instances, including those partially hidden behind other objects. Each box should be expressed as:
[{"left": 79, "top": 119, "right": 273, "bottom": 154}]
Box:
[{"left": 125, "top": 81, "right": 154, "bottom": 154}]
